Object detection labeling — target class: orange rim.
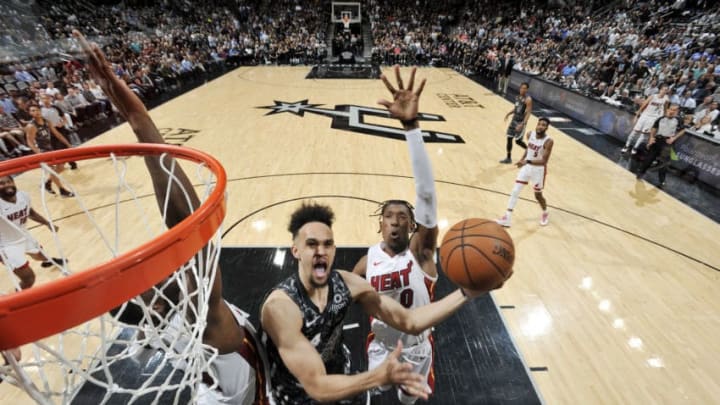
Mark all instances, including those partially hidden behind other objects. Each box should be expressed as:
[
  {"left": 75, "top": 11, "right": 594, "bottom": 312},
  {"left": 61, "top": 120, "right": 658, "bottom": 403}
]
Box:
[{"left": 0, "top": 144, "right": 227, "bottom": 350}]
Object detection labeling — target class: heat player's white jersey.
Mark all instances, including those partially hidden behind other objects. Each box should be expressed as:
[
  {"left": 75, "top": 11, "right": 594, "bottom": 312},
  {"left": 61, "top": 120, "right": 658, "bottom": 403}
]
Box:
[
  {"left": 0, "top": 191, "right": 32, "bottom": 245},
  {"left": 525, "top": 131, "right": 551, "bottom": 163},
  {"left": 154, "top": 302, "right": 262, "bottom": 405},
  {"left": 642, "top": 93, "right": 668, "bottom": 119},
  {"left": 365, "top": 243, "right": 437, "bottom": 347}
]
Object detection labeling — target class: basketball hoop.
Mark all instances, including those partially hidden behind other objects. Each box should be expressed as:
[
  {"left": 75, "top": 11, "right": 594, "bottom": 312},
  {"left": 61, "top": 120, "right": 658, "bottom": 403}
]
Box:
[{"left": 0, "top": 144, "right": 226, "bottom": 404}]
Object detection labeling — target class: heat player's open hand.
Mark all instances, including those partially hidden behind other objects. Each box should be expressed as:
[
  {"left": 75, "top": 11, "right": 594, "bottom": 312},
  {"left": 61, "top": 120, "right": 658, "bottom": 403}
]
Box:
[{"left": 378, "top": 65, "right": 426, "bottom": 122}]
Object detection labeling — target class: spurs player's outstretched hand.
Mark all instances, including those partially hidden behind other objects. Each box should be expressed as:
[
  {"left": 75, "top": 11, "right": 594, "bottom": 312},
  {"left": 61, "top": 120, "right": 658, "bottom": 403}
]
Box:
[
  {"left": 378, "top": 65, "right": 426, "bottom": 123},
  {"left": 382, "top": 340, "right": 431, "bottom": 399}
]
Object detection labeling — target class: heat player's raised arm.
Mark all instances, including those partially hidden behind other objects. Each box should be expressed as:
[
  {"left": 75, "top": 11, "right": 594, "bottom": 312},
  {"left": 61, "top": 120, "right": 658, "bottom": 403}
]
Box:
[
  {"left": 404, "top": 125, "right": 439, "bottom": 269},
  {"left": 378, "top": 66, "right": 438, "bottom": 271},
  {"left": 341, "top": 269, "right": 476, "bottom": 336}
]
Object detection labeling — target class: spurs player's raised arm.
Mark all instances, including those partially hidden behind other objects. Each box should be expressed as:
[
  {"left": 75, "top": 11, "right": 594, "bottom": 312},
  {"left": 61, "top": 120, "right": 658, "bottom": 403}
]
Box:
[
  {"left": 74, "top": 30, "right": 241, "bottom": 354},
  {"left": 340, "top": 270, "right": 479, "bottom": 335}
]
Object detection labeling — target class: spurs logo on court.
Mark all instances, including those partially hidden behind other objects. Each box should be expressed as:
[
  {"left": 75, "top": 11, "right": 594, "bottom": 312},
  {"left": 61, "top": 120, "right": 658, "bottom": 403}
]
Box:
[
  {"left": 258, "top": 100, "right": 465, "bottom": 143},
  {"left": 157, "top": 128, "right": 201, "bottom": 146}
]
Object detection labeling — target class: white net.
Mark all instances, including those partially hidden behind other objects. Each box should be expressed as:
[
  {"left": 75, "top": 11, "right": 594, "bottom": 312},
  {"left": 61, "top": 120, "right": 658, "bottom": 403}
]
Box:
[{"left": 0, "top": 150, "right": 224, "bottom": 404}]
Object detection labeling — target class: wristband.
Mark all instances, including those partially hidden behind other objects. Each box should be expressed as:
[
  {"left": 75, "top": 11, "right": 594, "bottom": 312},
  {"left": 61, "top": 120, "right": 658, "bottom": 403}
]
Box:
[
  {"left": 526, "top": 159, "right": 531, "bottom": 165},
  {"left": 401, "top": 118, "right": 418, "bottom": 127}
]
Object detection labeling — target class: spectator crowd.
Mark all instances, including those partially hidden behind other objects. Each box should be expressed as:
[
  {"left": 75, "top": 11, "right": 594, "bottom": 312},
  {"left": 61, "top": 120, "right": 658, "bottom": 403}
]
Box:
[{"left": 1, "top": 0, "right": 719, "bottom": 161}]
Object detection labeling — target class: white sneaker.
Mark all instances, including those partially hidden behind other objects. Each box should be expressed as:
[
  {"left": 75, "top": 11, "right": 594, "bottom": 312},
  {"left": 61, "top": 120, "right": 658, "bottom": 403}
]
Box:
[
  {"left": 540, "top": 211, "right": 549, "bottom": 226},
  {"left": 630, "top": 148, "right": 637, "bottom": 155},
  {"left": 18, "top": 144, "right": 32, "bottom": 152},
  {"left": 496, "top": 214, "right": 511, "bottom": 228},
  {"left": 621, "top": 146, "right": 629, "bottom": 154}
]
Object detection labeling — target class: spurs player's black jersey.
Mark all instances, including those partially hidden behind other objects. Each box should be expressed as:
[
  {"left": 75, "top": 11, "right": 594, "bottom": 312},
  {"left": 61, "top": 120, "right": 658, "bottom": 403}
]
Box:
[
  {"left": 30, "top": 119, "right": 53, "bottom": 151},
  {"left": 262, "top": 270, "right": 352, "bottom": 404},
  {"left": 511, "top": 94, "right": 529, "bottom": 124}
]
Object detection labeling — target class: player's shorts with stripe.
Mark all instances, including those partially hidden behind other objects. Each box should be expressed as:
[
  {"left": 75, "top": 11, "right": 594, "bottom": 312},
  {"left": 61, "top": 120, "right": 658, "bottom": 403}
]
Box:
[
  {"left": 516, "top": 164, "right": 547, "bottom": 191},
  {"left": 632, "top": 115, "right": 659, "bottom": 134},
  {"left": 506, "top": 120, "right": 526, "bottom": 139},
  {"left": 0, "top": 238, "right": 40, "bottom": 271}
]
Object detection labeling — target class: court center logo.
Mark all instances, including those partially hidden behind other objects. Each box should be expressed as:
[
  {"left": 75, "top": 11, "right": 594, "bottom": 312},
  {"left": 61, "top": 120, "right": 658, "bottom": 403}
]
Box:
[{"left": 258, "top": 100, "right": 464, "bottom": 143}]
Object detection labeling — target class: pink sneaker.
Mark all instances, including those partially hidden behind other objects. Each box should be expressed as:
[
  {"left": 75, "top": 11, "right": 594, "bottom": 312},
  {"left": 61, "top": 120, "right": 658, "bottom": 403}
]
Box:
[
  {"left": 540, "top": 211, "right": 549, "bottom": 226},
  {"left": 496, "top": 214, "right": 511, "bottom": 228}
]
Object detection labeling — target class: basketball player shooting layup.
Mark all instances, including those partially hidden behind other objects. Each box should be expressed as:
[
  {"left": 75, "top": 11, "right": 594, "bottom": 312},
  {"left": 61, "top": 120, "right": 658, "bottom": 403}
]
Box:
[
  {"left": 74, "top": 30, "right": 269, "bottom": 405},
  {"left": 259, "top": 67, "right": 490, "bottom": 405},
  {"left": 496, "top": 117, "right": 554, "bottom": 228},
  {"left": 352, "top": 65, "right": 440, "bottom": 404}
]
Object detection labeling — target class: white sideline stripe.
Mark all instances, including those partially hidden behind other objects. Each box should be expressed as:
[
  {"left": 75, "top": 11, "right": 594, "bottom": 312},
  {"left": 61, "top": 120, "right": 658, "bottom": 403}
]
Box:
[{"left": 574, "top": 128, "right": 603, "bottom": 135}]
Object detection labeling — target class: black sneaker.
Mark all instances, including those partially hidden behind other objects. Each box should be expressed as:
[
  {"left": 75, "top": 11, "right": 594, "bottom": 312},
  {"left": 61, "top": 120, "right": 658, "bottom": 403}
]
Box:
[
  {"left": 45, "top": 180, "right": 56, "bottom": 195},
  {"left": 69, "top": 161, "right": 78, "bottom": 170},
  {"left": 41, "top": 257, "right": 65, "bottom": 268},
  {"left": 499, "top": 157, "right": 512, "bottom": 164},
  {"left": 59, "top": 188, "right": 75, "bottom": 197}
]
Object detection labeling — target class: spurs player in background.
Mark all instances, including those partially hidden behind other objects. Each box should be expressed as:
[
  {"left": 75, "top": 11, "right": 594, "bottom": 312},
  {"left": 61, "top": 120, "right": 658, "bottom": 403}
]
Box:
[
  {"left": 622, "top": 84, "right": 669, "bottom": 155},
  {"left": 499, "top": 82, "right": 532, "bottom": 164},
  {"left": 352, "top": 68, "right": 440, "bottom": 404},
  {"left": 0, "top": 175, "right": 64, "bottom": 290},
  {"left": 24, "top": 105, "right": 74, "bottom": 197},
  {"left": 75, "top": 30, "right": 270, "bottom": 404},
  {"left": 496, "top": 117, "right": 554, "bottom": 228}
]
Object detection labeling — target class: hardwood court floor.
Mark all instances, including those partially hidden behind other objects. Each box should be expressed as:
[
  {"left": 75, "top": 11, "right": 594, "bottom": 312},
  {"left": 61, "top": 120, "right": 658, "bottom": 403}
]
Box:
[{"left": 3, "top": 66, "right": 720, "bottom": 404}]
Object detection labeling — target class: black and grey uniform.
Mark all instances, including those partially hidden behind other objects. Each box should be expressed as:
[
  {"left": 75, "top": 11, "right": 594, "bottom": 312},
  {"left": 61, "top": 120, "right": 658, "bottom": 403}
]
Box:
[
  {"left": 30, "top": 119, "right": 53, "bottom": 152},
  {"left": 506, "top": 94, "right": 530, "bottom": 139},
  {"left": 262, "top": 271, "right": 355, "bottom": 405}
]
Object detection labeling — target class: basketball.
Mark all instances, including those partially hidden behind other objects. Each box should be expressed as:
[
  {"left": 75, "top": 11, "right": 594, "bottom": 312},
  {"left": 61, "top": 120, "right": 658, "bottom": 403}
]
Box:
[{"left": 439, "top": 218, "right": 514, "bottom": 291}]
